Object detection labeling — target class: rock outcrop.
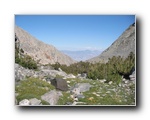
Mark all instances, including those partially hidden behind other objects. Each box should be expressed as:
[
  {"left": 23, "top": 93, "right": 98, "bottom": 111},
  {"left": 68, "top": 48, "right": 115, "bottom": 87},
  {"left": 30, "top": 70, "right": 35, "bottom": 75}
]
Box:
[
  {"left": 87, "top": 23, "right": 135, "bottom": 63},
  {"left": 15, "top": 26, "right": 76, "bottom": 66},
  {"left": 15, "top": 63, "right": 68, "bottom": 81}
]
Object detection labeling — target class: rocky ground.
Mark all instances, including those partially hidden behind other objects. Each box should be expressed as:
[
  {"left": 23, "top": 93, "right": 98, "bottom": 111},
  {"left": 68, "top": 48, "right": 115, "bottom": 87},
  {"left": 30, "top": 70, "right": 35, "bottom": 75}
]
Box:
[{"left": 15, "top": 63, "right": 135, "bottom": 106}]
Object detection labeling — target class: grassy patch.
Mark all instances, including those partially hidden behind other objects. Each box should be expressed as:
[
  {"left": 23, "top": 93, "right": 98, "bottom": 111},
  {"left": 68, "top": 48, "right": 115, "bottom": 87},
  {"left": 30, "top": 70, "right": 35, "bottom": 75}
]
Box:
[
  {"left": 15, "top": 77, "right": 55, "bottom": 104},
  {"left": 57, "top": 92, "right": 73, "bottom": 105},
  {"left": 15, "top": 77, "right": 135, "bottom": 105},
  {"left": 65, "top": 78, "right": 135, "bottom": 105}
]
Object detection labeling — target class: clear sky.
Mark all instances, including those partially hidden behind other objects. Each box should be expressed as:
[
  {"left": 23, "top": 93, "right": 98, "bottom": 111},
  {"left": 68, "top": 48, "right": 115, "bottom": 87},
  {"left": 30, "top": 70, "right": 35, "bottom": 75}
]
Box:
[{"left": 15, "top": 15, "right": 135, "bottom": 51}]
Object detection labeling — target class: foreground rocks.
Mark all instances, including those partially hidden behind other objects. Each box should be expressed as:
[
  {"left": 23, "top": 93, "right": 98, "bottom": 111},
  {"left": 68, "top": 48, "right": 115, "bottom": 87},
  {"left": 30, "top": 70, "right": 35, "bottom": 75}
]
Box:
[
  {"left": 41, "top": 90, "right": 63, "bottom": 105},
  {"left": 50, "top": 78, "right": 68, "bottom": 91},
  {"left": 15, "top": 63, "right": 69, "bottom": 82},
  {"left": 15, "top": 63, "right": 135, "bottom": 106},
  {"left": 19, "top": 98, "right": 42, "bottom": 105}
]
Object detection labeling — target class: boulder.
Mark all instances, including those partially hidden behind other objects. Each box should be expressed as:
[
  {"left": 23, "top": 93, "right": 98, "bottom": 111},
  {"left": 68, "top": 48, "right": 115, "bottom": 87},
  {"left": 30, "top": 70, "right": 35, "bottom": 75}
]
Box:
[
  {"left": 15, "top": 63, "right": 67, "bottom": 81},
  {"left": 74, "top": 83, "right": 91, "bottom": 92},
  {"left": 129, "top": 71, "right": 135, "bottom": 81},
  {"left": 108, "top": 81, "right": 113, "bottom": 85},
  {"left": 51, "top": 78, "right": 68, "bottom": 91},
  {"left": 71, "top": 83, "right": 91, "bottom": 94},
  {"left": 15, "top": 63, "right": 35, "bottom": 81},
  {"left": 41, "top": 90, "right": 62, "bottom": 105},
  {"left": 19, "top": 99, "right": 30, "bottom": 105},
  {"left": 29, "top": 98, "right": 41, "bottom": 105}
]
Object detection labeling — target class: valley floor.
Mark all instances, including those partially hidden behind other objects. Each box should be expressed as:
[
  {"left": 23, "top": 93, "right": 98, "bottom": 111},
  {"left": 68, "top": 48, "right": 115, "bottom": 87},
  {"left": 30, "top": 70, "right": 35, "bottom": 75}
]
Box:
[{"left": 15, "top": 77, "right": 135, "bottom": 106}]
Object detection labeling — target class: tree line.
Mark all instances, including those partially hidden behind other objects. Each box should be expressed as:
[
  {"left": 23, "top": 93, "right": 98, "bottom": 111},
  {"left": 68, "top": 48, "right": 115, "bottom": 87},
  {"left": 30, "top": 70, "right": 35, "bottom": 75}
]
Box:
[{"left": 51, "top": 52, "right": 135, "bottom": 83}]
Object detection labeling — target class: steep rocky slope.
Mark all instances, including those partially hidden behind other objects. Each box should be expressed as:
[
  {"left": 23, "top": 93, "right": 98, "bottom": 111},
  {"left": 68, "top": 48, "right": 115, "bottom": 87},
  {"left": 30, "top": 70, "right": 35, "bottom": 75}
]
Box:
[
  {"left": 87, "top": 23, "right": 135, "bottom": 63},
  {"left": 15, "top": 26, "right": 76, "bottom": 66}
]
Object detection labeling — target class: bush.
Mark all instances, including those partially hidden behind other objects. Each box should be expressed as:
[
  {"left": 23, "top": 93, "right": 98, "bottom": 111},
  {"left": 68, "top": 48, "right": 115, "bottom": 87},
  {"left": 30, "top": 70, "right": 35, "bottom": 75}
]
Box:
[
  {"left": 49, "top": 52, "right": 135, "bottom": 84},
  {"left": 15, "top": 47, "right": 37, "bottom": 69}
]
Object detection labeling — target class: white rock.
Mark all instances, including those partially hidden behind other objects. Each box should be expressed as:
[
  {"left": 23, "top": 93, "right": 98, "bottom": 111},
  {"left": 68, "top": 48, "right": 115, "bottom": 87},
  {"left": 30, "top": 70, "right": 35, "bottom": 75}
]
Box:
[
  {"left": 19, "top": 99, "right": 30, "bottom": 105},
  {"left": 109, "top": 81, "right": 113, "bottom": 85},
  {"left": 58, "top": 68, "right": 62, "bottom": 72},
  {"left": 106, "top": 91, "right": 111, "bottom": 94},
  {"left": 124, "top": 80, "right": 128, "bottom": 84},
  {"left": 29, "top": 98, "right": 41, "bottom": 105},
  {"left": 70, "top": 95, "right": 74, "bottom": 99},
  {"left": 99, "top": 79, "right": 106, "bottom": 83},
  {"left": 118, "top": 83, "right": 122, "bottom": 87},
  {"left": 67, "top": 81, "right": 70, "bottom": 83},
  {"left": 96, "top": 94, "right": 100, "bottom": 97},
  {"left": 122, "top": 78, "right": 126, "bottom": 81},
  {"left": 47, "top": 81, "right": 51, "bottom": 84},
  {"left": 42, "top": 78, "right": 46, "bottom": 81},
  {"left": 74, "top": 97, "right": 78, "bottom": 102}
]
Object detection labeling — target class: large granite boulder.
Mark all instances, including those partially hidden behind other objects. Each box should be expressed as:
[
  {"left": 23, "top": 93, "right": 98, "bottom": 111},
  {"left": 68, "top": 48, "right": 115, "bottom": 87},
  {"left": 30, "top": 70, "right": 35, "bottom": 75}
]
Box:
[
  {"left": 41, "top": 90, "right": 62, "bottom": 105},
  {"left": 73, "top": 83, "right": 91, "bottom": 92},
  {"left": 50, "top": 78, "right": 68, "bottom": 91},
  {"left": 70, "top": 83, "right": 91, "bottom": 100}
]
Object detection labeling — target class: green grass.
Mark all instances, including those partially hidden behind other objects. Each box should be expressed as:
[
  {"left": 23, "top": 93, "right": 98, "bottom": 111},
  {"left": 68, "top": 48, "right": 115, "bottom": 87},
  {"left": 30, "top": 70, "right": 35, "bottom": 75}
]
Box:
[
  {"left": 62, "top": 78, "right": 135, "bottom": 105},
  {"left": 15, "top": 77, "right": 135, "bottom": 105},
  {"left": 15, "top": 77, "right": 55, "bottom": 104},
  {"left": 57, "top": 92, "right": 73, "bottom": 105}
]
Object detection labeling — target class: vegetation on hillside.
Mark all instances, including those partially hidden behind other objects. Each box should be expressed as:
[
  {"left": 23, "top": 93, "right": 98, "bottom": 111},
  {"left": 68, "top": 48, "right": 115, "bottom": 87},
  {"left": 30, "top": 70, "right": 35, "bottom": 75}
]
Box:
[
  {"left": 15, "top": 45, "right": 38, "bottom": 69},
  {"left": 50, "top": 52, "right": 135, "bottom": 84}
]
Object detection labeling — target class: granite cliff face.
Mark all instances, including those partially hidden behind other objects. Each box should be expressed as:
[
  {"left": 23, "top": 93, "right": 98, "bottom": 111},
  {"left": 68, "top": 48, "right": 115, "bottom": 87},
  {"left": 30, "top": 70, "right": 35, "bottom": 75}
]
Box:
[
  {"left": 15, "top": 26, "right": 76, "bottom": 66},
  {"left": 87, "top": 23, "right": 135, "bottom": 63}
]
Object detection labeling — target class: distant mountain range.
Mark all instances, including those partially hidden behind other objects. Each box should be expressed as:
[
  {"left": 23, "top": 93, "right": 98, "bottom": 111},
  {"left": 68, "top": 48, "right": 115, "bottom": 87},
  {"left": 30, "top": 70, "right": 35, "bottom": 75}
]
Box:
[
  {"left": 61, "top": 50, "right": 102, "bottom": 61},
  {"left": 15, "top": 26, "right": 76, "bottom": 66},
  {"left": 87, "top": 23, "right": 135, "bottom": 63}
]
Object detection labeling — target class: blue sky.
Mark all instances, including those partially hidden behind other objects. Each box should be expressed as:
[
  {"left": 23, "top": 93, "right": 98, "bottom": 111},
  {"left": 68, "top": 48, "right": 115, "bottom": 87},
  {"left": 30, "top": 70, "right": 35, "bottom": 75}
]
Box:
[{"left": 15, "top": 15, "right": 135, "bottom": 51}]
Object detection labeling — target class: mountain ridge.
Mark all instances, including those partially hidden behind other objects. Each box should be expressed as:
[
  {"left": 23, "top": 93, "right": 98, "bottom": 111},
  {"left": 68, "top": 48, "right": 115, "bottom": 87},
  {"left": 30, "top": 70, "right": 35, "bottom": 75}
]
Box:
[
  {"left": 87, "top": 23, "right": 135, "bottom": 63},
  {"left": 15, "top": 26, "right": 76, "bottom": 66}
]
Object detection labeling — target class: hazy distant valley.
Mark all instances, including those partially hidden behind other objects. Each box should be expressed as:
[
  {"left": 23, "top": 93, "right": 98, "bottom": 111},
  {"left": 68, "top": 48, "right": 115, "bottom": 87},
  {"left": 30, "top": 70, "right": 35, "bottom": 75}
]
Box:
[{"left": 61, "top": 50, "right": 102, "bottom": 61}]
